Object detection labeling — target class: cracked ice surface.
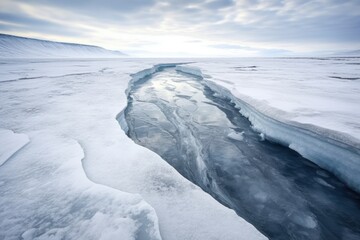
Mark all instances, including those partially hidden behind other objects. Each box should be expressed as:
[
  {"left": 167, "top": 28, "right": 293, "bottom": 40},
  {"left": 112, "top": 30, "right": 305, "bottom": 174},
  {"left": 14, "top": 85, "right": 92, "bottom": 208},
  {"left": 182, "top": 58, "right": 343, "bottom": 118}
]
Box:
[
  {"left": 188, "top": 57, "right": 360, "bottom": 142},
  {"left": 0, "top": 58, "right": 266, "bottom": 240}
]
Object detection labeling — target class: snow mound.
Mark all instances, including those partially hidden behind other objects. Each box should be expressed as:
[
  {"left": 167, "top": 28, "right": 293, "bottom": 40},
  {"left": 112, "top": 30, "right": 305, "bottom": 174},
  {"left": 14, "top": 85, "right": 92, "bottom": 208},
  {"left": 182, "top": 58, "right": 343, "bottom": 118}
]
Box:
[
  {"left": 0, "top": 34, "right": 126, "bottom": 58},
  {"left": 0, "top": 128, "right": 29, "bottom": 166}
]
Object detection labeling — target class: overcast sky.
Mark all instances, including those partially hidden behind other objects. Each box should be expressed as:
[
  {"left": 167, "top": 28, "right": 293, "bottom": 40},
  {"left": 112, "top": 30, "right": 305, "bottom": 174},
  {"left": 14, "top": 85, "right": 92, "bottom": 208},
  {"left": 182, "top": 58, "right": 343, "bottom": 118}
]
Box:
[{"left": 0, "top": 0, "right": 359, "bottom": 57}]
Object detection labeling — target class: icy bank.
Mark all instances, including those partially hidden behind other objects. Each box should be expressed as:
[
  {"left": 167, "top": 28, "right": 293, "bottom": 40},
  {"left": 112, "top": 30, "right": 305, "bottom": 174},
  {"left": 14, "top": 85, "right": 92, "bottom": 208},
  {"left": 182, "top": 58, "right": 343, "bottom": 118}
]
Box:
[
  {"left": 176, "top": 65, "right": 360, "bottom": 192},
  {"left": 188, "top": 58, "right": 360, "bottom": 139}
]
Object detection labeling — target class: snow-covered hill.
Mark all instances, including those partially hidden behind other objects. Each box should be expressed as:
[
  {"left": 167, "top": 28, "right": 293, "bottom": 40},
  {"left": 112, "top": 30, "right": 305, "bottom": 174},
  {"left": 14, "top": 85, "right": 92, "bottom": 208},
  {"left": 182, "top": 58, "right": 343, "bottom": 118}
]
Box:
[{"left": 0, "top": 34, "right": 126, "bottom": 58}]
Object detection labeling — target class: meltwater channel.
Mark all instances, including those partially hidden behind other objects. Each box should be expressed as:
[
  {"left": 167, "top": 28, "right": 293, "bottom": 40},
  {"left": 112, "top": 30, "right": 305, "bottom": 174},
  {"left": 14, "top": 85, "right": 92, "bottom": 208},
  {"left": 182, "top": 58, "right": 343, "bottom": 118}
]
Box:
[{"left": 121, "top": 67, "right": 360, "bottom": 240}]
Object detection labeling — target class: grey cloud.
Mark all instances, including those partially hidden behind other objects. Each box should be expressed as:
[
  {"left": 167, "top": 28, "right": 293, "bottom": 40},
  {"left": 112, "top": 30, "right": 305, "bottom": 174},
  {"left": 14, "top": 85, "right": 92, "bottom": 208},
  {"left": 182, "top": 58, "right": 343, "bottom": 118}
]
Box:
[
  {"left": 0, "top": 12, "right": 55, "bottom": 27},
  {"left": 0, "top": 12, "right": 86, "bottom": 37},
  {"left": 205, "top": 0, "right": 235, "bottom": 9},
  {"left": 209, "top": 43, "right": 293, "bottom": 56},
  {"left": 0, "top": 24, "right": 12, "bottom": 31},
  {"left": 260, "top": 49, "right": 294, "bottom": 56},
  {"left": 210, "top": 44, "right": 254, "bottom": 50},
  {"left": 19, "top": 0, "right": 156, "bottom": 12},
  {"left": 1, "top": 0, "right": 359, "bottom": 55},
  {"left": 201, "top": 0, "right": 360, "bottom": 44},
  {"left": 11, "top": 0, "right": 159, "bottom": 25}
]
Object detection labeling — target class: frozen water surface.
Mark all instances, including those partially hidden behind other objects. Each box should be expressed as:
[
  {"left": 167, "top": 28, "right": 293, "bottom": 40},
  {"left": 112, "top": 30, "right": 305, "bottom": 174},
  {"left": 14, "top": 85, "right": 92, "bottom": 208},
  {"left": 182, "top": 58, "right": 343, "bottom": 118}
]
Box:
[{"left": 124, "top": 68, "right": 360, "bottom": 240}]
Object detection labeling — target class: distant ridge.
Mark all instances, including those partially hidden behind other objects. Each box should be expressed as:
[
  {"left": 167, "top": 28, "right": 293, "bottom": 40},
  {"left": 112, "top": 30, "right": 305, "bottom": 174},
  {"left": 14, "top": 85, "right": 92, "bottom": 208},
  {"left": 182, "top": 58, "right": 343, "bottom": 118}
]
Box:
[
  {"left": 0, "top": 33, "right": 126, "bottom": 58},
  {"left": 332, "top": 49, "right": 360, "bottom": 57}
]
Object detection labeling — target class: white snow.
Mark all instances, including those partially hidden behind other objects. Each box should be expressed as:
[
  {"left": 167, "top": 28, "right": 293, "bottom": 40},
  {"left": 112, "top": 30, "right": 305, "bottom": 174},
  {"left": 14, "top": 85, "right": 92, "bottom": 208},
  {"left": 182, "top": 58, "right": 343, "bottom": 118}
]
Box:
[
  {"left": 0, "top": 34, "right": 126, "bottom": 58},
  {"left": 0, "top": 58, "right": 266, "bottom": 239},
  {"left": 0, "top": 128, "right": 29, "bottom": 166}
]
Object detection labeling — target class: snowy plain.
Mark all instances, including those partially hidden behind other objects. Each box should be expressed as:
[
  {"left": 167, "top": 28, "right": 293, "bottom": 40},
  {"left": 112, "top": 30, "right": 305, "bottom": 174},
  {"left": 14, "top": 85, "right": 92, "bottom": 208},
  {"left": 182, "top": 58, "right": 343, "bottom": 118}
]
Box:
[
  {"left": 0, "top": 58, "right": 266, "bottom": 240},
  {"left": 1, "top": 55, "right": 359, "bottom": 239}
]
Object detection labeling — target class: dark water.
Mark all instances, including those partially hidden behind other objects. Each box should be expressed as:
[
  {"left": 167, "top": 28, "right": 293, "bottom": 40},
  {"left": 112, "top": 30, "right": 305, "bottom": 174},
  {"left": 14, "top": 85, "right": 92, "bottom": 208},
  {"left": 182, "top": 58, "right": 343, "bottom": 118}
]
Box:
[{"left": 122, "top": 68, "right": 360, "bottom": 240}]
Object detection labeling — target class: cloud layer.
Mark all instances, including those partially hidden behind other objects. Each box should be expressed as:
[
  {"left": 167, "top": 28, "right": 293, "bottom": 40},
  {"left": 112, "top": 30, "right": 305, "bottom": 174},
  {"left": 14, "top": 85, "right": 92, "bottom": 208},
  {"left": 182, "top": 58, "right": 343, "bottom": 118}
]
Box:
[{"left": 0, "top": 0, "right": 359, "bottom": 56}]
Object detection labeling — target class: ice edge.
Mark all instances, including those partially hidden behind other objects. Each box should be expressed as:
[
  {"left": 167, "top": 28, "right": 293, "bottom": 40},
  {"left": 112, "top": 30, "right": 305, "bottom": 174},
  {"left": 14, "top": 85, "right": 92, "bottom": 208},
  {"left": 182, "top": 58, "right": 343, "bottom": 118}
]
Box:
[
  {"left": 76, "top": 139, "right": 162, "bottom": 240},
  {"left": 117, "top": 62, "right": 191, "bottom": 132},
  {"left": 0, "top": 128, "right": 30, "bottom": 167},
  {"left": 175, "top": 65, "right": 360, "bottom": 193}
]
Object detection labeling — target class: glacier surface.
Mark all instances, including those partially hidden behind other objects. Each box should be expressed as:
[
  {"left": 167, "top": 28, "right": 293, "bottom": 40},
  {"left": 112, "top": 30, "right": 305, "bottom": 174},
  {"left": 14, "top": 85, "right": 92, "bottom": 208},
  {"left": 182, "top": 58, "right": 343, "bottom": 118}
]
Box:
[{"left": 0, "top": 58, "right": 266, "bottom": 240}]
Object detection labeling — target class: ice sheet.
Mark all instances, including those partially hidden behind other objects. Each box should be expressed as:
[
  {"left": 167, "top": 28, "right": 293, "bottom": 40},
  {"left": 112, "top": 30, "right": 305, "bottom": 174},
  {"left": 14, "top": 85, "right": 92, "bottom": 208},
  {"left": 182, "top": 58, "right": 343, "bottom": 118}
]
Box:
[{"left": 0, "top": 58, "right": 266, "bottom": 239}]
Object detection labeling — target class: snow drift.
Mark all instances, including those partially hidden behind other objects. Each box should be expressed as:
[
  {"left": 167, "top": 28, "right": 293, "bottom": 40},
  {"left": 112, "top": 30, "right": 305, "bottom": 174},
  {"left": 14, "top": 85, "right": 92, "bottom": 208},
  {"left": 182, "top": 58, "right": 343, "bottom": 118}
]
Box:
[{"left": 0, "top": 33, "right": 126, "bottom": 58}]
